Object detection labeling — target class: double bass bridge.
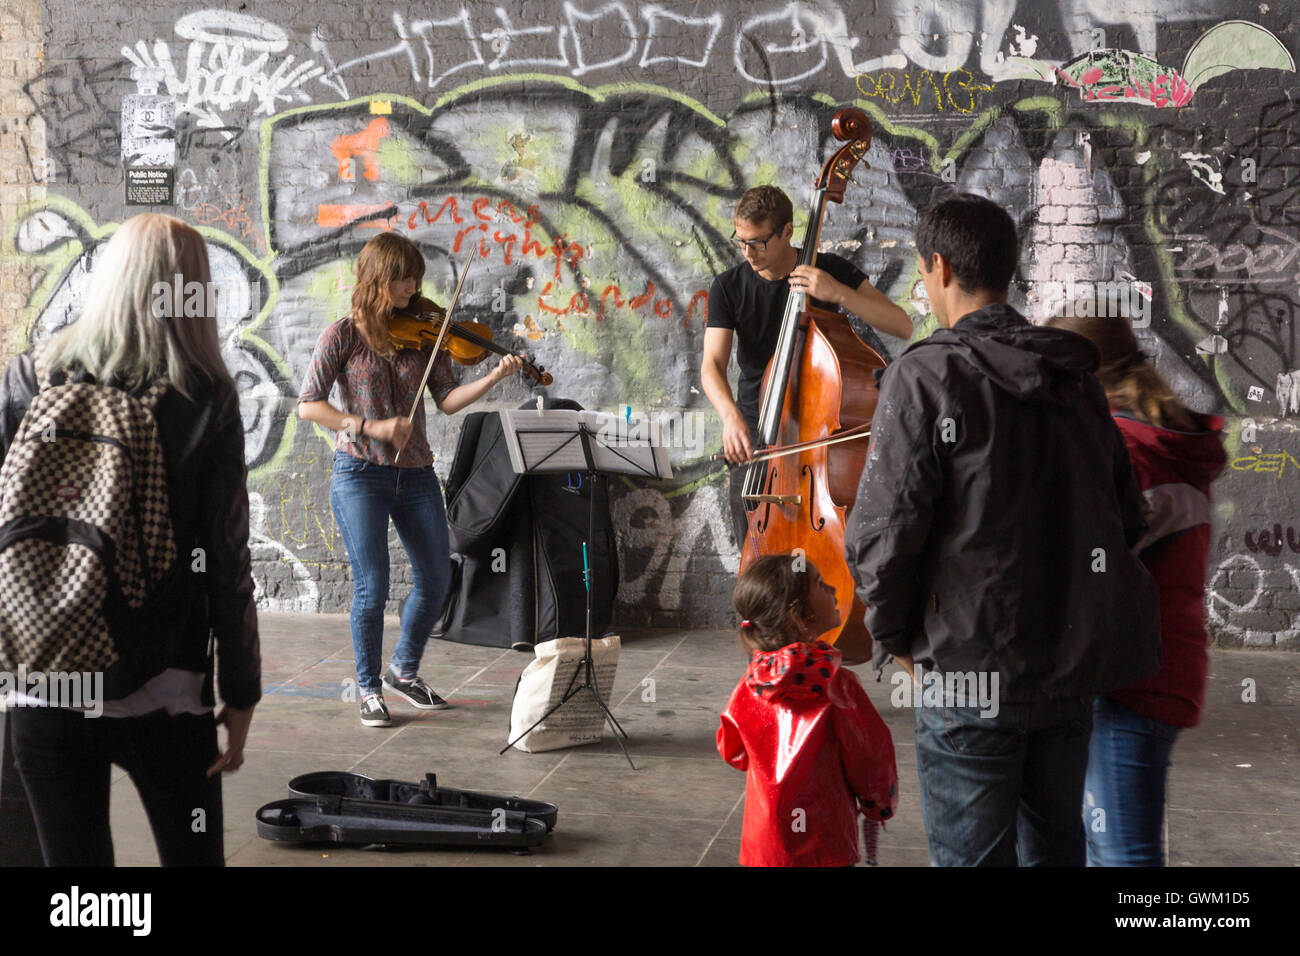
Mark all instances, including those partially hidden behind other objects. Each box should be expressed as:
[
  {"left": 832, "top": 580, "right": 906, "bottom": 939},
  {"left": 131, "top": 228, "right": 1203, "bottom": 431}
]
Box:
[{"left": 743, "top": 493, "right": 802, "bottom": 505}]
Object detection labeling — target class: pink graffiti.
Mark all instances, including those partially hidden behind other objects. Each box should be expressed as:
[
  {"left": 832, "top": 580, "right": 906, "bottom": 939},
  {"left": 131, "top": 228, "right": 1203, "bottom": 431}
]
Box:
[{"left": 1055, "top": 65, "right": 1194, "bottom": 109}]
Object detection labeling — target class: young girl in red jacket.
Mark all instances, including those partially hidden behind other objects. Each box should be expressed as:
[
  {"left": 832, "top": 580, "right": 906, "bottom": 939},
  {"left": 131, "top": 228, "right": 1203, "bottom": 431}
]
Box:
[
  {"left": 1050, "top": 311, "right": 1227, "bottom": 866},
  {"left": 717, "top": 554, "right": 898, "bottom": 867}
]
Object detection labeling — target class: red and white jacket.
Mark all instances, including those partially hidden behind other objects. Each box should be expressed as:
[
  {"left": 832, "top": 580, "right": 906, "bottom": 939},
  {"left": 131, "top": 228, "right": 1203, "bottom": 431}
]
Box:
[
  {"left": 1109, "top": 412, "right": 1227, "bottom": 728},
  {"left": 717, "top": 641, "right": 897, "bottom": 866}
]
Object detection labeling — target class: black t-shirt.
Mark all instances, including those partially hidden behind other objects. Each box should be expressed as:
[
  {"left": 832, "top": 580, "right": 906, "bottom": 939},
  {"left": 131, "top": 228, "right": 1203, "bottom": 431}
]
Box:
[{"left": 706, "top": 250, "right": 867, "bottom": 433}]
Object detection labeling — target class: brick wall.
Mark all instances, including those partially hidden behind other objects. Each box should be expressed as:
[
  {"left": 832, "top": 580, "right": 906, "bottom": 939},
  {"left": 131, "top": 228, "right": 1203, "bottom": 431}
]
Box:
[
  {"left": 0, "top": 0, "right": 45, "bottom": 352},
  {"left": 3, "top": 1, "right": 1298, "bottom": 646}
]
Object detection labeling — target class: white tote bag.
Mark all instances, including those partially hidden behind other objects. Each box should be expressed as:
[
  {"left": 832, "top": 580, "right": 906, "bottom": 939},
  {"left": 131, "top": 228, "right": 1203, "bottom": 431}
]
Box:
[{"left": 508, "top": 635, "right": 620, "bottom": 753}]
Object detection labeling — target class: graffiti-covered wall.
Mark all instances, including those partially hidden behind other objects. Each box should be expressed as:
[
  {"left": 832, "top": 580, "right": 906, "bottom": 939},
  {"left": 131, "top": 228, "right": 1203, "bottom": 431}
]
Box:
[{"left": 3, "top": 1, "right": 1299, "bottom": 643}]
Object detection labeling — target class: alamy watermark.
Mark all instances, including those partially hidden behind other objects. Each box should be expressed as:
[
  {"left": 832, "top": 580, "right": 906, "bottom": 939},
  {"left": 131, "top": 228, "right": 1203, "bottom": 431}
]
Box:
[
  {"left": 50, "top": 886, "right": 151, "bottom": 935},
  {"left": 890, "top": 667, "right": 1000, "bottom": 717},
  {"left": 1038, "top": 274, "right": 1152, "bottom": 327},
  {"left": 596, "top": 407, "right": 709, "bottom": 457},
  {"left": 150, "top": 273, "right": 249, "bottom": 319},
  {"left": 0, "top": 665, "right": 104, "bottom": 717}
]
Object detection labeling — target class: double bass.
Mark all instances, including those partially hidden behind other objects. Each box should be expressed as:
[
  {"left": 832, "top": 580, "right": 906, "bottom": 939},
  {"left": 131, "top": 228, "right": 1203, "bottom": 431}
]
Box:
[{"left": 738, "top": 108, "right": 885, "bottom": 665}]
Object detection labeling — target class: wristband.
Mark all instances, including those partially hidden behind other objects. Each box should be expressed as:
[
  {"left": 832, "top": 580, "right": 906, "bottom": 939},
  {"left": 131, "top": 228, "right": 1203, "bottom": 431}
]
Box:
[{"left": 358, "top": 417, "right": 366, "bottom": 439}]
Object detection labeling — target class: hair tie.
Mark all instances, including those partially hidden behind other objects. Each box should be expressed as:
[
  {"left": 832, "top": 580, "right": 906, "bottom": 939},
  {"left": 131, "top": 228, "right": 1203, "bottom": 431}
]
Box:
[{"left": 740, "top": 619, "right": 755, "bottom": 630}]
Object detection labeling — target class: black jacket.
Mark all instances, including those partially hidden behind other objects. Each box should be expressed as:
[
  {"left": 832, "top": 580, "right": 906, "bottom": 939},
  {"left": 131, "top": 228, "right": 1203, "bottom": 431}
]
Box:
[
  {"left": 845, "top": 303, "right": 1160, "bottom": 703},
  {"left": 0, "top": 350, "right": 261, "bottom": 708},
  {"left": 435, "top": 400, "right": 618, "bottom": 649}
]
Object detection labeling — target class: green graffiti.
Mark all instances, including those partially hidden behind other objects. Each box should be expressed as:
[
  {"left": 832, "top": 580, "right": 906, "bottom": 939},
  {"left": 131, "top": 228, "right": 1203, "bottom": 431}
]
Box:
[
  {"left": 7, "top": 199, "right": 296, "bottom": 477},
  {"left": 664, "top": 467, "right": 728, "bottom": 498},
  {"left": 1011, "top": 96, "right": 1065, "bottom": 128},
  {"left": 304, "top": 259, "right": 358, "bottom": 325},
  {"left": 374, "top": 135, "right": 425, "bottom": 187},
  {"left": 257, "top": 79, "right": 748, "bottom": 411},
  {"left": 3, "top": 197, "right": 109, "bottom": 352},
  {"left": 1181, "top": 21, "right": 1296, "bottom": 90},
  {"left": 433, "top": 75, "right": 727, "bottom": 128},
  {"left": 855, "top": 68, "right": 995, "bottom": 114}
]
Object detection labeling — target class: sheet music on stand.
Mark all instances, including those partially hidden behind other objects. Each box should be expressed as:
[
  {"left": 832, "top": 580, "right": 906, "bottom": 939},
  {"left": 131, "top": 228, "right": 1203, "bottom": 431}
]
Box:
[
  {"left": 497, "top": 406, "right": 672, "bottom": 769},
  {"left": 499, "top": 408, "right": 673, "bottom": 481}
]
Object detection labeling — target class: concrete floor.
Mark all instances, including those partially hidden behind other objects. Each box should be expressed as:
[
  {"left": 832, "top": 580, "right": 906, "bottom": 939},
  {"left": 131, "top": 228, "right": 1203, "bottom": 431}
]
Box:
[{"left": 103, "top": 613, "right": 1300, "bottom": 866}]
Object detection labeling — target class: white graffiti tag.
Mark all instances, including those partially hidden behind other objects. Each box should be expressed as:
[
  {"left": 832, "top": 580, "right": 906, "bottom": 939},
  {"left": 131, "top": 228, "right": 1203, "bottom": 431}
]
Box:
[
  {"left": 248, "top": 492, "right": 321, "bottom": 613},
  {"left": 122, "top": 11, "right": 323, "bottom": 130},
  {"left": 614, "top": 483, "right": 738, "bottom": 610},
  {"left": 307, "top": 1, "right": 911, "bottom": 93},
  {"left": 1207, "top": 552, "right": 1300, "bottom": 646}
]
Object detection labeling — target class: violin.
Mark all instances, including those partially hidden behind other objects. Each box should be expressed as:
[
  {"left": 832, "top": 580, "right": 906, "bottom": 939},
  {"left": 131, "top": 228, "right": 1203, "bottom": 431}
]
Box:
[
  {"left": 738, "top": 107, "right": 884, "bottom": 666},
  {"left": 390, "top": 296, "right": 553, "bottom": 387}
]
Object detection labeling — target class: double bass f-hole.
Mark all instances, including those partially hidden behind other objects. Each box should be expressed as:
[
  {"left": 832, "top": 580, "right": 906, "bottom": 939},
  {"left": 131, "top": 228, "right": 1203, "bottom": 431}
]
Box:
[
  {"left": 801, "top": 464, "right": 825, "bottom": 532},
  {"left": 753, "top": 465, "right": 774, "bottom": 534}
]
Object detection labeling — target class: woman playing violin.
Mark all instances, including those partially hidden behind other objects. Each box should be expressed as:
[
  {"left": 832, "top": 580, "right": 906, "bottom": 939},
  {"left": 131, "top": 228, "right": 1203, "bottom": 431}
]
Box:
[{"left": 297, "top": 232, "right": 522, "bottom": 727}]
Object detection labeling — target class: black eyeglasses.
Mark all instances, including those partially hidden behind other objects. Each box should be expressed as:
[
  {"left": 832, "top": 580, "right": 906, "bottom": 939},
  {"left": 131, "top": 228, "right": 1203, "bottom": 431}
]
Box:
[{"left": 730, "top": 228, "right": 779, "bottom": 252}]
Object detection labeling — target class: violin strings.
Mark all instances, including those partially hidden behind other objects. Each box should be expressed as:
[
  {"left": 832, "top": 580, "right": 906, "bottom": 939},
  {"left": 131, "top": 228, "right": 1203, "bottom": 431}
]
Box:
[{"left": 443, "top": 319, "right": 542, "bottom": 373}]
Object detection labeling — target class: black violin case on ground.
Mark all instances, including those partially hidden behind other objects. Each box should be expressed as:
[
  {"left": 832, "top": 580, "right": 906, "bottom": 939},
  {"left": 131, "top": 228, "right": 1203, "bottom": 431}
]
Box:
[
  {"left": 432, "top": 398, "right": 618, "bottom": 651},
  {"left": 255, "top": 771, "right": 558, "bottom": 849}
]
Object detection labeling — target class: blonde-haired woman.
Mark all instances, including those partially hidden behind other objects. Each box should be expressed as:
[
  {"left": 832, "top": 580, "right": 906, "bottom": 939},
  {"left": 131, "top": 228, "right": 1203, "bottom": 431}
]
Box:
[
  {"left": 1048, "top": 308, "right": 1226, "bottom": 866},
  {"left": 0, "top": 213, "right": 260, "bottom": 866},
  {"left": 298, "top": 232, "right": 521, "bottom": 726}
]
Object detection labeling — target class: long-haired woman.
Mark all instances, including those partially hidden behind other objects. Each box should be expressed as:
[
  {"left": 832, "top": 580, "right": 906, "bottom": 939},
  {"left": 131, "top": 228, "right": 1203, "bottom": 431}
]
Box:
[
  {"left": 1048, "top": 308, "right": 1227, "bottom": 866},
  {"left": 298, "top": 233, "right": 521, "bottom": 726},
  {"left": 0, "top": 213, "right": 260, "bottom": 866}
]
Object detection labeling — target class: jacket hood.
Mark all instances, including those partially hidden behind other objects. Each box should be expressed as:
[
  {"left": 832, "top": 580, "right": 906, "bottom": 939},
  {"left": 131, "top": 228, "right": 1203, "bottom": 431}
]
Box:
[
  {"left": 1115, "top": 412, "right": 1228, "bottom": 486},
  {"left": 910, "top": 302, "right": 1101, "bottom": 406},
  {"left": 745, "top": 640, "right": 841, "bottom": 702}
]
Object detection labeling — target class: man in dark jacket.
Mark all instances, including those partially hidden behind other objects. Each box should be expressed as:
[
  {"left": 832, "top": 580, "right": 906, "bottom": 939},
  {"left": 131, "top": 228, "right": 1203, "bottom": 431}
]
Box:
[{"left": 844, "top": 193, "right": 1160, "bottom": 866}]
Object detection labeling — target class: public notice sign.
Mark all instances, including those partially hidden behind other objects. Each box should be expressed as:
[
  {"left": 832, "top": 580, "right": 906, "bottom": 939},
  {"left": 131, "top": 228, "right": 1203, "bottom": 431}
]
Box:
[
  {"left": 125, "top": 168, "right": 174, "bottom": 206},
  {"left": 121, "top": 75, "right": 176, "bottom": 205}
]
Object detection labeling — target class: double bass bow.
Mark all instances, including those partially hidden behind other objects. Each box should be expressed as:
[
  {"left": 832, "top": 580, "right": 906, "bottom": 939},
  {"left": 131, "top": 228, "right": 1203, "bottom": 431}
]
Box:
[{"left": 738, "top": 107, "right": 885, "bottom": 665}]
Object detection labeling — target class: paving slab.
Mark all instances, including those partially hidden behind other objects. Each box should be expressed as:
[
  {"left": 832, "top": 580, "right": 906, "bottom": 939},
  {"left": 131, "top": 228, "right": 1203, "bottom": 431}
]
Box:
[{"left": 87, "top": 613, "right": 1300, "bottom": 867}]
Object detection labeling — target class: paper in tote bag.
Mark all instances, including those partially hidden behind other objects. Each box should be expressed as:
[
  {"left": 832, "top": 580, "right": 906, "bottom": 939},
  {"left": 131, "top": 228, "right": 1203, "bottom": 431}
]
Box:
[{"left": 508, "top": 635, "right": 621, "bottom": 752}]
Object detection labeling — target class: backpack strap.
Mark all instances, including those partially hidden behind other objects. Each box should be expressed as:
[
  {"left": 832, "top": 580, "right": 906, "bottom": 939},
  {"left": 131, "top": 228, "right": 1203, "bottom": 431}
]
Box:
[
  {"left": 32, "top": 342, "right": 172, "bottom": 410},
  {"left": 137, "top": 376, "right": 171, "bottom": 414},
  {"left": 31, "top": 342, "right": 55, "bottom": 393}
]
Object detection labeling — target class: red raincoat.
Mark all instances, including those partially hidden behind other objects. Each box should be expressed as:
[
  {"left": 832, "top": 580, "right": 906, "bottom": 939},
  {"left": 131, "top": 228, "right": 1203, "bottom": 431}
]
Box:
[{"left": 717, "top": 640, "right": 898, "bottom": 867}]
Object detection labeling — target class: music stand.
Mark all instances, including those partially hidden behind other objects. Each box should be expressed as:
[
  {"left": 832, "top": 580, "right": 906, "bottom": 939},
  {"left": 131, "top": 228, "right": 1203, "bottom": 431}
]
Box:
[{"left": 497, "top": 407, "right": 672, "bottom": 769}]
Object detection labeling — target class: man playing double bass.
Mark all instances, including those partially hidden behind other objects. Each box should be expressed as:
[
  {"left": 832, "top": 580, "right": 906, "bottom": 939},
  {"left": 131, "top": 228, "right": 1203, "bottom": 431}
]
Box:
[{"left": 701, "top": 185, "right": 912, "bottom": 545}]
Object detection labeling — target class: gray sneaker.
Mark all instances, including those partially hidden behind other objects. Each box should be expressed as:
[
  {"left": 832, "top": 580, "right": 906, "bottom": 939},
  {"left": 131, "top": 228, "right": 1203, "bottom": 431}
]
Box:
[
  {"left": 360, "top": 693, "right": 392, "bottom": 727},
  {"left": 382, "top": 669, "right": 451, "bottom": 710}
]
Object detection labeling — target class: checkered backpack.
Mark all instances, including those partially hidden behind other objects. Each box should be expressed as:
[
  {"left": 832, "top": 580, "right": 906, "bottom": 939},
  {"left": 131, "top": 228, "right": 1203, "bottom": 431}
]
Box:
[{"left": 0, "top": 345, "right": 178, "bottom": 681}]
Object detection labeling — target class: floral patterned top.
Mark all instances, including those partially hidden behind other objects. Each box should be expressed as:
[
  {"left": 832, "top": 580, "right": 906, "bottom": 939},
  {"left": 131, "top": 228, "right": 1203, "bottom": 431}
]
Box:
[{"left": 298, "top": 314, "right": 459, "bottom": 467}]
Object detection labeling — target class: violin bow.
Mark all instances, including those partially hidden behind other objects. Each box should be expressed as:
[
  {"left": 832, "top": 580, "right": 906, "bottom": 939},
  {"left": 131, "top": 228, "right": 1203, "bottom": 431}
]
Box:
[{"left": 394, "top": 246, "right": 478, "bottom": 464}]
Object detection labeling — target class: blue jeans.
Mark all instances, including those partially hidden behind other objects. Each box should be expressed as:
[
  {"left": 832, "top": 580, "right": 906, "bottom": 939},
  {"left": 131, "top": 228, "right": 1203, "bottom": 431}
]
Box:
[
  {"left": 329, "top": 452, "right": 451, "bottom": 695},
  {"left": 1084, "top": 696, "right": 1181, "bottom": 867},
  {"left": 914, "top": 696, "right": 1093, "bottom": 866}
]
